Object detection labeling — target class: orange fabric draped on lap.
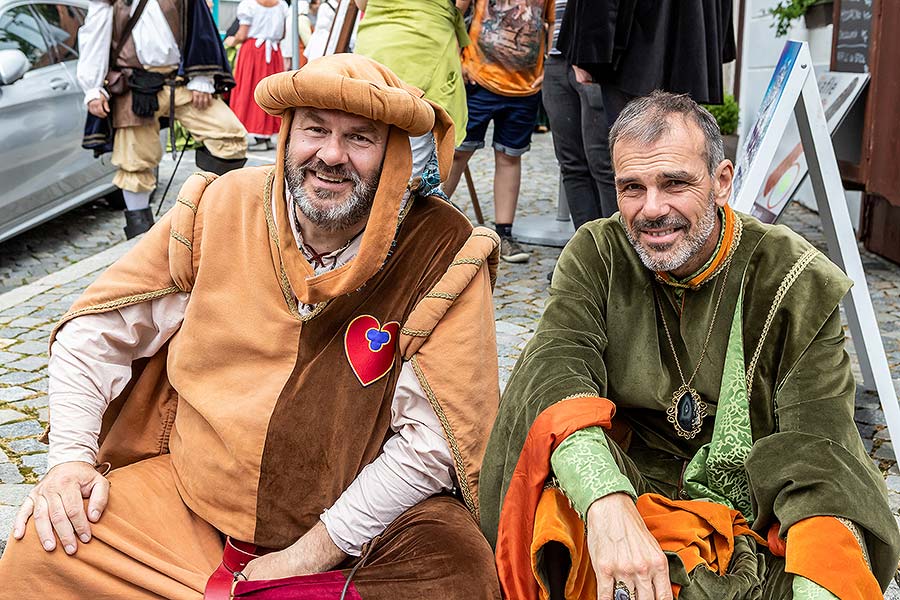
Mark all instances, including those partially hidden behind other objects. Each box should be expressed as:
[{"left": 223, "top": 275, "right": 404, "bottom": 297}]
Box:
[
  {"left": 496, "top": 396, "right": 765, "bottom": 600},
  {"left": 496, "top": 396, "right": 616, "bottom": 600}
]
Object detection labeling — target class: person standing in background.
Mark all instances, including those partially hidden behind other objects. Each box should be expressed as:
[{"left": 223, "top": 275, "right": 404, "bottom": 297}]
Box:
[
  {"left": 442, "top": 0, "right": 554, "bottom": 264},
  {"left": 228, "top": 0, "right": 290, "bottom": 149},
  {"left": 542, "top": 0, "right": 616, "bottom": 227},
  {"left": 554, "top": 0, "right": 735, "bottom": 220},
  {"left": 354, "top": 0, "right": 469, "bottom": 191},
  {"left": 76, "top": 0, "right": 247, "bottom": 239},
  {"left": 281, "top": 0, "right": 320, "bottom": 70}
]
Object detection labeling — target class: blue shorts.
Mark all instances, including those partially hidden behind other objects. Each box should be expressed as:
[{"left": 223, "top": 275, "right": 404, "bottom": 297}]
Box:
[{"left": 457, "top": 83, "right": 541, "bottom": 156}]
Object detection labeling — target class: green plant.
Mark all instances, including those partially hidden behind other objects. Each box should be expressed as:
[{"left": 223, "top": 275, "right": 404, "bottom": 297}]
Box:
[
  {"left": 769, "top": 0, "right": 829, "bottom": 37},
  {"left": 703, "top": 94, "right": 739, "bottom": 136}
]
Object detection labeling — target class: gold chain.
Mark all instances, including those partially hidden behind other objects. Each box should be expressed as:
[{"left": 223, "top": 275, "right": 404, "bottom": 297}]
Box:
[{"left": 655, "top": 257, "right": 733, "bottom": 389}]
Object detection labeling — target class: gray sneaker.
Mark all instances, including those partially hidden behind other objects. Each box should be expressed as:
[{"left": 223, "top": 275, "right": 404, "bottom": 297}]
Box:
[{"left": 499, "top": 235, "right": 530, "bottom": 263}]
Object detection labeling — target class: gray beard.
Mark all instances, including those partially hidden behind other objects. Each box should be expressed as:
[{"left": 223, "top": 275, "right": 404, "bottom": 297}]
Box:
[
  {"left": 624, "top": 195, "right": 718, "bottom": 273},
  {"left": 284, "top": 157, "right": 380, "bottom": 232}
]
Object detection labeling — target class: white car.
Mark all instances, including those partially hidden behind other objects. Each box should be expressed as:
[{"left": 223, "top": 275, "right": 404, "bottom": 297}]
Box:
[{"left": 0, "top": 0, "right": 116, "bottom": 243}]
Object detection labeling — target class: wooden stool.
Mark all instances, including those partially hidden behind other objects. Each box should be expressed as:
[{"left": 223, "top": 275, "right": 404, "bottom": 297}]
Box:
[{"left": 463, "top": 166, "right": 485, "bottom": 225}]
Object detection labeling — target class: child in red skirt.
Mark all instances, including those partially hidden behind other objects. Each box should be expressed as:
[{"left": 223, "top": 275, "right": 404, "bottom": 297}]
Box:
[{"left": 229, "top": 0, "right": 290, "bottom": 146}]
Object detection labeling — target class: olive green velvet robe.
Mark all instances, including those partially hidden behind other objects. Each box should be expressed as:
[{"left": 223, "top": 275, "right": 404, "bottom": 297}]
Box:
[{"left": 480, "top": 213, "right": 900, "bottom": 592}]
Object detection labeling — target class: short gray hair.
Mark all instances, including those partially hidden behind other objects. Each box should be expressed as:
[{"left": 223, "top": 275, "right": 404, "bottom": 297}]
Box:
[{"left": 608, "top": 91, "right": 725, "bottom": 176}]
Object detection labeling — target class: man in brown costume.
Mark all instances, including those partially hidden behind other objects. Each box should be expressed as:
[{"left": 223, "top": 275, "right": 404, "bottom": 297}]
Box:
[{"left": 0, "top": 54, "right": 502, "bottom": 599}]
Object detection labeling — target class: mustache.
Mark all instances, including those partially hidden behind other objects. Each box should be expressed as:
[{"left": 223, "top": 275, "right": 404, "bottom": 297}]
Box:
[
  {"left": 297, "top": 158, "right": 361, "bottom": 184},
  {"left": 632, "top": 214, "right": 690, "bottom": 231}
]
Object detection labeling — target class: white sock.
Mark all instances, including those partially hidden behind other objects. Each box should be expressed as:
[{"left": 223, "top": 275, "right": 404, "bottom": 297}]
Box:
[{"left": 123, "top": 190, "right": 151, "bottom": 211}]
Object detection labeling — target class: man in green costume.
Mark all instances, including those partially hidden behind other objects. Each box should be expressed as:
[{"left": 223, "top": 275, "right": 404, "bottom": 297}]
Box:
[{"left": 479, "top": 91, "right": 900, "bottom": 600}]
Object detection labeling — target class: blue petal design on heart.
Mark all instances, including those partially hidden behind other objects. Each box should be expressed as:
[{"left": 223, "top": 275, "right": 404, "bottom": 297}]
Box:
[{"left": 366, "top": 328, "right": 391, "bottom": 352}]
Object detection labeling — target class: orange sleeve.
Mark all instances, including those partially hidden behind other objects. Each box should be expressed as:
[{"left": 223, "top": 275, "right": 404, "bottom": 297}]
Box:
[{"left": 785, "top": 516, "right": 880, "bottom": 600}]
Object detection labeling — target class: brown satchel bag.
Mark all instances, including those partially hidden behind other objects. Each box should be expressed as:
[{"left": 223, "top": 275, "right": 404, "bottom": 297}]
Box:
[{"left": 104, "top": 0, "right": 151, "bottom": 96}]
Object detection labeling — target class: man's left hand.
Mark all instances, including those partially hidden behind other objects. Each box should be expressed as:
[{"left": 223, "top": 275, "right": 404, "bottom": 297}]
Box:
[
  {"left": 241, "top": 521, "right": 347, "bottom": 580},
  {"left": 192, "top": 91, "right": 212, "bottom": 110}
]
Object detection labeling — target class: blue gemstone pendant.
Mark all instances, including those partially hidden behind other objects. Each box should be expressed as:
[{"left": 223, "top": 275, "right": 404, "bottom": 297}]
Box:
[{"left": 666, "top": 384, "right": 707, "bottom": 439}]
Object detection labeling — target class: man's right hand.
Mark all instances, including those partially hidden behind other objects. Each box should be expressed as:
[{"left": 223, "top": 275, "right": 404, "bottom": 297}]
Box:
[
  {"left": 586, "top": 492, "right": 672, "bottom": 600},
  {"left": 12, "top": 461, "right": 110, "bottom": 555},
  {"left": 88, "top": 97, "right": 110, "bottom": 118}
]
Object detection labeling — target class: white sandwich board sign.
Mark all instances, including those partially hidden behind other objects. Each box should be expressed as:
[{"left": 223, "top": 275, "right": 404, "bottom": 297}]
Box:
[{"left": 732, "top": 41, "right": 900, "bottom": 461}]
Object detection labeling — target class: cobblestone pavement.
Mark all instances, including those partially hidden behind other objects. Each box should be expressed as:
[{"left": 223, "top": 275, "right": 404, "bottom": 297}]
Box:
[{"left": 0, "top": 132, "right": 899, "bottom": 593}]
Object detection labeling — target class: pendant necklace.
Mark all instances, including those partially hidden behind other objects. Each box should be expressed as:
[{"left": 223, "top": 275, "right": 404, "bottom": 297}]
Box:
[{"left": 654, "top": 257, "right": 732, "bottom": 440}]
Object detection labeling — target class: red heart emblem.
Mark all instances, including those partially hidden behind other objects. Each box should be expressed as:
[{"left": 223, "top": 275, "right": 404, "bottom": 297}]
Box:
[{"left": 344, "top": 315, "right": 400, "bottom": 386}]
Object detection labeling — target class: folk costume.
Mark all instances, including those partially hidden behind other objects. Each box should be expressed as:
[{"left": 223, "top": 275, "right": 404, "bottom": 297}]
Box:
[
  {"left": 479, "top": 207, "right": 900, "bottom": 599},
  {"left": 0, "top": 55, "right": 502, "bottom": 599},
  {"left": 230, "top": 0, "right": 289, "bottom": 139},
  {"left": 77, "top": 0, "right": 248, "bottom": 236}
]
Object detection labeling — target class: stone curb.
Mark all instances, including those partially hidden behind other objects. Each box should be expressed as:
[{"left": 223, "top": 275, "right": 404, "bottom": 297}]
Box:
[{"left": 0, "top": 239, "right": 137, "bottom": 313}]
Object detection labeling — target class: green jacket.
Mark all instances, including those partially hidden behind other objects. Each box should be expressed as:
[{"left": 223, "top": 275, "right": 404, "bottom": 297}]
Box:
[{"left": 479, "top": 213, "right": 900, "bottom": 590}]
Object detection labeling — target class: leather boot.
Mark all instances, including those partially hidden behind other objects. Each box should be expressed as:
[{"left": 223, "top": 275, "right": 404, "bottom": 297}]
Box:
[
  {"left": 195, "top": 146, "right": 247, "bottom": 175},
  {"left": 123, "top": 207, "right": 155, "bottom": 239}
]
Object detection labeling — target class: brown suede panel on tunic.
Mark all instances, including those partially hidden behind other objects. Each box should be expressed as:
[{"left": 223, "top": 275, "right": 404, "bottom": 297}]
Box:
[
  {"left": 49, "top": 166, "right": 480, "bottom": 547},
  {"left": 254, "top": 193, "right": 472, "bottom": 547}
]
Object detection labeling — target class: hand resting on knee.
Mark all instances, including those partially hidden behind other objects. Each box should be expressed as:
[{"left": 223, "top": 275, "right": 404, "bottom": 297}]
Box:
[{"left": 12, "top": 461, "right": 110, "bottom": 556}]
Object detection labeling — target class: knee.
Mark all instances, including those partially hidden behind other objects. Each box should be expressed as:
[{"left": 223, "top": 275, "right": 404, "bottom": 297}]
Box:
[{"left": 403, "top": 497, "right": 498, "bottom": 574}]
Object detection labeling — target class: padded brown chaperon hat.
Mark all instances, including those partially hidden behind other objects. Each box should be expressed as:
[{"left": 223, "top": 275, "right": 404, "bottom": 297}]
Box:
[{"left": 252, "top": 54, "right": 457, "bottom": 305}]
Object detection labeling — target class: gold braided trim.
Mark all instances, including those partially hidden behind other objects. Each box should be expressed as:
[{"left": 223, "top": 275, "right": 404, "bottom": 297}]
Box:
[
  {"left": 836, "top": 516, "right": 871, "bottom": 568},
  {"left": 557, "top": 392, "right": 601, "bottom": 403},
  {"left": 424, "top": 292, "right": 459, "bottom": 301},
  {"left": 450, "top": 258, "right": 483, "bottom": 268},
  {"left": 411, "top": 355, "right": 477, "bottom": 519},
  {"left": 400, "top": 327, "right": 432, "bottom": 338},
  {"left": 261, "top": 169, "right": 301, "bottom": 319},
  {"left": 745, "top": 248, "right": 819, "bottom": 398},
  {"left": 177, "top": 197, "right": 198, "bottom": 214},
  {"left": 472, "top": 231, "right": 500, "bottom": 242},
  {"left": 170, "top": 229, "right": 193, "bottom": 252},
  {"left": 63, "top": 286, "right": 182, "bottom": 320},
  {"left": 191, "top": 172, "right": 217, "bottom": 184},
  {"left": 299, "top": 299, "right": 331, "bottom": 322}
]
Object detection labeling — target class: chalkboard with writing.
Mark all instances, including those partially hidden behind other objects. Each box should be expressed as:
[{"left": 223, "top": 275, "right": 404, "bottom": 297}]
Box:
[{"left": 834, "top": 0, "right": 873, "bottom": 72}]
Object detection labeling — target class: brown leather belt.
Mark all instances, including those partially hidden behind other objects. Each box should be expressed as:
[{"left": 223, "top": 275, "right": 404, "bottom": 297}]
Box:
[{"left": 204, "top": 537, "right": 267, "bottom": 600}]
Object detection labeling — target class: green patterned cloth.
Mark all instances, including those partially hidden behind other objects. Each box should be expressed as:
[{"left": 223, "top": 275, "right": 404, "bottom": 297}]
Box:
[
  {"left": 551, "top": 426, "right": 636, "bottom": 518},
  {"left": 681, "top": 287, "right": 754, "bottom": 519},
  {"left": 793, "top": 576, "right": 839, "bottom": 599}
]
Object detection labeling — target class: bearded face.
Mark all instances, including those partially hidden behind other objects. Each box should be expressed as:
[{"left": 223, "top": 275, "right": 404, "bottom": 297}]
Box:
[
  {"left": 284, "top": 151, "right": 381, "bottom": 232},
  {"left": 622, "top": 191, "right": 718, "bottom": 273},
  {"left": 283, "top": 107, "right": 390, "bottom": 233}
]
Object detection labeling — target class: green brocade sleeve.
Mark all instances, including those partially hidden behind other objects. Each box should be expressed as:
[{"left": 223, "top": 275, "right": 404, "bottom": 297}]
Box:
[
  {"left": 791, "top": 577, "right": 839, "bottom": 599},
  {"left": 551, "top": 426, "right": 637, "bottom": 518}
]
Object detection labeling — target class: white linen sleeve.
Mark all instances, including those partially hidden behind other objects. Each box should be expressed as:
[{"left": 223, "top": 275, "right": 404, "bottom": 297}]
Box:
[
  {"left": 186, "top": 75, "right": 215, "bottom": 94},
  {"left": 236, "top": 0, "right": 254, "bottom": 25},
  {"left": 47, "top": 292, "right": 190, "bottom": 469},
  {"left": 76, "top": 0, "right": 114, "bottom": 104},
  {"left": 319, "top": 362, "right": 456, "bottom": 556}
]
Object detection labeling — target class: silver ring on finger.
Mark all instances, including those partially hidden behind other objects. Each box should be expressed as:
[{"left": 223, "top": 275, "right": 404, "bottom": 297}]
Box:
[{"left": 614, "top": 581, "right": 634, "bottom": 600}]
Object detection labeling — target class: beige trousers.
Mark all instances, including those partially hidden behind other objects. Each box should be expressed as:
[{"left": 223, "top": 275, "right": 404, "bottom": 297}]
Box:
[{"left": 112, "top": 86, "right": 248, "bottom": 193}]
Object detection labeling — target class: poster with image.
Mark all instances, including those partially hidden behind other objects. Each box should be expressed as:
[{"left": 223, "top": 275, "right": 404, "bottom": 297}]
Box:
[
  {"left": 731, "top": 42, "right": 802, "bottom": 200},
  {"left": 747, "top": 71, "right": 868, "bottom": 223}
]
